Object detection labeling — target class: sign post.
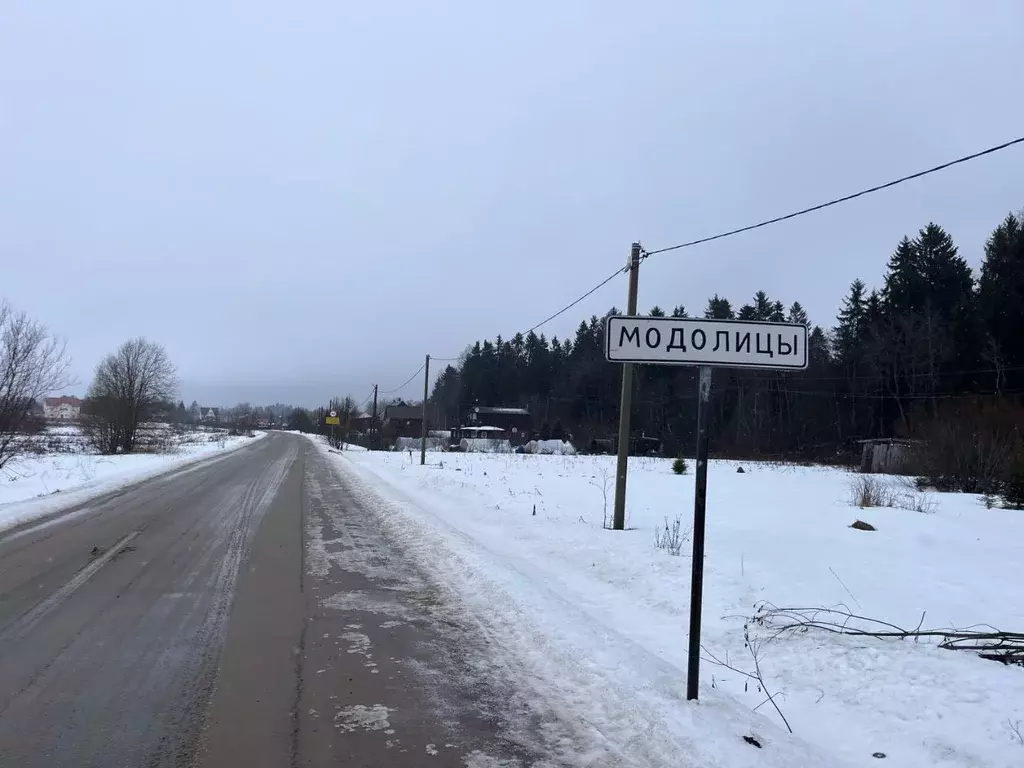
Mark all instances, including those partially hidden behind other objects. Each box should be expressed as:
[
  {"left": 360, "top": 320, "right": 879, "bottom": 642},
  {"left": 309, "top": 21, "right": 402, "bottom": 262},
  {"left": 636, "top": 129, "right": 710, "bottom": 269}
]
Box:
[
  {"left": 605, "top": 315, "right": 808, "bottom": 701},
  {"left": 326, "top": 410, "right": 339, "bottom": 445}
]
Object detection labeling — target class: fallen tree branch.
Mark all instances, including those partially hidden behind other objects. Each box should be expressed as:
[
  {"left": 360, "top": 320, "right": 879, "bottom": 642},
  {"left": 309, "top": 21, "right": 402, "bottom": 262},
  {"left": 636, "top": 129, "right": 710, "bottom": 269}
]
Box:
[
  {"left": 701, "top": 623, "right": 793, "bottom": 734},
  {"left": 751, "top": 602, "right": 1024, "bottom": 666}
]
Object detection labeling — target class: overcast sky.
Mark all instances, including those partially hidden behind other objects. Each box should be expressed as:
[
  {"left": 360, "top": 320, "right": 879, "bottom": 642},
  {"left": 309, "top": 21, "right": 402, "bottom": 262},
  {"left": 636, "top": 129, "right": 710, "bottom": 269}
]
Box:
[{"left": 3, "top": 2, "right": 1023, "bottom": 408}]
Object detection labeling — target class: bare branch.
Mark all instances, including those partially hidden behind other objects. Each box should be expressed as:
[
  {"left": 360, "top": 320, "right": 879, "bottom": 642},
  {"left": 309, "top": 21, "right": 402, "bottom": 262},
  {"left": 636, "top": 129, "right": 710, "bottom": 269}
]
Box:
[{"left": 0, "top": 302, "right": 73, "bottom": 468}]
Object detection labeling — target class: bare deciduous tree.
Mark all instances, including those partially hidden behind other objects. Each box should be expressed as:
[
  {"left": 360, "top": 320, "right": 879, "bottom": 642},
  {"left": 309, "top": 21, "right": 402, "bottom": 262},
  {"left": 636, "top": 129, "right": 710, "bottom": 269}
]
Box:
[
  {"left": 83, "top": 338, "right": 177, "bottom": 454},
  {"left": 0, "top": 302, "right": 72, "bottom": 469}
]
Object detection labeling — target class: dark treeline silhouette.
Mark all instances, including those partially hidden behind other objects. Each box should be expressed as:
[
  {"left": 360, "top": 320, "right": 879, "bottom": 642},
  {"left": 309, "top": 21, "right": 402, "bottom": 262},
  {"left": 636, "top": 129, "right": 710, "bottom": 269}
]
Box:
[{"left": 430, "top": 211, "right": 1024, "bottom": 478}]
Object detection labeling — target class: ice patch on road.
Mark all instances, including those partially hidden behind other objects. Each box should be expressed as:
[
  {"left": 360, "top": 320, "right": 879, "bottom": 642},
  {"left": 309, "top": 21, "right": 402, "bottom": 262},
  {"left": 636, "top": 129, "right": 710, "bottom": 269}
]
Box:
[
  {"left": 322, "top": 590, "right": 411, "bottom": 619},
  {"left": 341, "top": 631, "right": 372, "bottom": 657},
  {"left": 463, "top": 752, "right": 521, "bottom": 767},
  {"left": 334, "top": 704, "right": 391, "bottom": 733}
]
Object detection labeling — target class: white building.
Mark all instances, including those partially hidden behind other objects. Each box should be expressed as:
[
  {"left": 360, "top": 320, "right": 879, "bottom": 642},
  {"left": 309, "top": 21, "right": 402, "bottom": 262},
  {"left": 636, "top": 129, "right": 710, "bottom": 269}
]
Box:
[{"left": 43, "top": 396, "right": 83, "bottom": 420}]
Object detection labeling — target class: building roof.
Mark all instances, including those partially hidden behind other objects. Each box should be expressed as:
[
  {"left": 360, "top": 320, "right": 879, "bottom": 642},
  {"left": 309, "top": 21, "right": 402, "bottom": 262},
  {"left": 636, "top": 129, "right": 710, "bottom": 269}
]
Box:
[
  {"left": 385, "top": 405, "right": 427, "bottom": 421},
  {"left": 43, "top": 396, "right": 83, "bottom": 407}
]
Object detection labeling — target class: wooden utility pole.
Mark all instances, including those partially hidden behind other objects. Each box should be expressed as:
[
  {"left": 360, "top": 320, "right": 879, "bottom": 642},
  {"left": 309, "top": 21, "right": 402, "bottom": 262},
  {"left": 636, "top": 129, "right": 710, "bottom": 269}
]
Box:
[
  {"left": 612, "top": 242, "right": 642, "bottom": 530},
  {"left": 371, "top": 385, "right": 379, "bottom": 450},
  {"left": 420, "top": 354, "right": 430, "bottom": 466}
]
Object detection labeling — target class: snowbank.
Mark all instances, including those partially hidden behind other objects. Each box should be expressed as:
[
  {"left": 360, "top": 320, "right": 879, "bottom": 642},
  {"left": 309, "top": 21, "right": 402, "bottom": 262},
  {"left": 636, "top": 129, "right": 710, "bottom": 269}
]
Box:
[
  {"left": 523, "top": 439, "right": 576, "bottom": 455},
  {"left": 458, "top": 438, "right": 512, "bottom": 453},
  {"left": 320, "top": 448, "right": 1024, "bottom": 768},
  {"left": 0, "top": 432, "right": 264, "bottom": 534},
  {"left": 393, "top": 436, "right": 446, "bottom": 452}
]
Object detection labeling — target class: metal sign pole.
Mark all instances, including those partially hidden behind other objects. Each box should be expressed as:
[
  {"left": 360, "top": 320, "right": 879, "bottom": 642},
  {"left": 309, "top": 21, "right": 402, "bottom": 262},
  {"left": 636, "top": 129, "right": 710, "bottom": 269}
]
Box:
[{"left": 686, "top": 365, "right": 712, "bottom": 701}]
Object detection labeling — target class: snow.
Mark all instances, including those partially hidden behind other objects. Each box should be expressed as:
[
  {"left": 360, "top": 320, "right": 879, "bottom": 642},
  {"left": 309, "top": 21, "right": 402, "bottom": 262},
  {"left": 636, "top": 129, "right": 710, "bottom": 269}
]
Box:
[
  {"left": 523, "top": 439, "right": 577, "bottom": 455},
  {"left": 312, "top": 441, "right": 1024, "bottom": 768},
  {"left": 0, "top": 431, "right": 265, "bottom": 534}
]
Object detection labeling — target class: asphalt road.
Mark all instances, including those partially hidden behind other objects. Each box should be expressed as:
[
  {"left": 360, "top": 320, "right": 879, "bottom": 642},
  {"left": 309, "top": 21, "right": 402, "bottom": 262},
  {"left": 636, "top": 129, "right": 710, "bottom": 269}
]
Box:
[{"left": 0, "top": 434, "right": 542, "bottom": 768}]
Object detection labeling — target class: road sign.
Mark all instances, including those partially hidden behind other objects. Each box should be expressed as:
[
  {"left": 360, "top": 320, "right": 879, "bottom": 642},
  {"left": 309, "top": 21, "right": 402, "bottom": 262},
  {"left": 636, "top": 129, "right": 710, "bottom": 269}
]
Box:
[
  {"left": 606, "top": 316, "right": 808, "bottom": 370},
  {"left": 329, "top": 410, "right": 338, "bottom": 418},
  {"left": 325, "top": 416, "right": 340, "bottom": 425},
  {"left": 604, "top": 314, "right": 807, "bottom": 702}
]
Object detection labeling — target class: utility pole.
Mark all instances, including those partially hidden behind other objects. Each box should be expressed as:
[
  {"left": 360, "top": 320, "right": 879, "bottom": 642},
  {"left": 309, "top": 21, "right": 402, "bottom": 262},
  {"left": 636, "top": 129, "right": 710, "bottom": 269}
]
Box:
[
  {"left": 371, "top": 385, "right": 379, "bottom": 450},
  {"left": 612, "top": 242, "right": 642, "bottom": 530},
  {"left": 420, "top": 354, "right": 430, "bottom": 466}
]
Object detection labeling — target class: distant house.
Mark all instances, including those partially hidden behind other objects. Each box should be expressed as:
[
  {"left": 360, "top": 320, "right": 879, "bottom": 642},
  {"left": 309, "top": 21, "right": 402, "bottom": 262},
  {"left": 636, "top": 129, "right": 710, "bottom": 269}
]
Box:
[
  {"left": 350, "top": 413, "right": 374, "bottom": 433},
  {"left": 383, "top": 402, "right": 439, "bottom": 439},
  {"left": 198, "top": 407, "right": 221, "bottom": 424},
  {"left": 463, "top": 406, "right": 531, "bottom": 437},
  {"left": 43, "top": 395, "right": 83, "bottom": 421}
]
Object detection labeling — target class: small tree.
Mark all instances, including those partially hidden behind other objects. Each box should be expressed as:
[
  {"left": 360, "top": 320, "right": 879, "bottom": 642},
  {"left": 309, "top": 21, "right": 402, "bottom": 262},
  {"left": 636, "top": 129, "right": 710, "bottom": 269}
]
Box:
[
  {"left": 83, "top": 338, "right": 177, "bottom": 454},
  {"left": 672, "top": 457, "right": 688, "bottom": 475},
  {"left": 1003, "top": 452, "right": 1024, "bottom": 510},
  {"left": 0, "top": 302, "right": 72, "bottom": 469}
]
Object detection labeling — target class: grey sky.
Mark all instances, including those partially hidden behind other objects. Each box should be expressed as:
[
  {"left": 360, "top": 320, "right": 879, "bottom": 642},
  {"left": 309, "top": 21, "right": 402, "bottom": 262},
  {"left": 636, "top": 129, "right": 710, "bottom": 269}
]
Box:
[{"left": 3, "top": 2, "right": 1023, "bottom": 408}]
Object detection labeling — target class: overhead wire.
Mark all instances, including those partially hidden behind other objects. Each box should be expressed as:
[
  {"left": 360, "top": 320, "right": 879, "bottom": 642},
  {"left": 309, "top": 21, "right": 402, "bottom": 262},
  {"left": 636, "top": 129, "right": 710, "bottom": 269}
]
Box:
[
  {"left": 365, "top": 134, "right": 1024, "bottom": 393},
  {"left": 643, "top": 134, "right": 1024, "bottom": 257},
  {"left": 379, "top": 363, "right": 426, "bottom": 395}
]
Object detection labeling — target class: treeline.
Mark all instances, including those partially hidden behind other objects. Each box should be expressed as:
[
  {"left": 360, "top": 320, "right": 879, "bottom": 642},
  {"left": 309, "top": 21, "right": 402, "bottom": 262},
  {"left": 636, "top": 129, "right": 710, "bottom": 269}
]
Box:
[{"left": 430, "top": 211, "right": 1024, "bottom": 483}]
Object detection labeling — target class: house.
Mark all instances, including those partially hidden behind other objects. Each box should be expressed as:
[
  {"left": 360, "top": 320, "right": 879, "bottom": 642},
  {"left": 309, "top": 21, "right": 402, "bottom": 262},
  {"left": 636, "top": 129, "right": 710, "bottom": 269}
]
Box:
[
  {"left": 43, "top": 395, "right": 83, "bottom": 421},
  {"left": 383, "top": 402, "right": 439, "bottom": 439},
  {"left": 197, "top": 407, "right": 221, "bottom": 424},
  {"left": 463, "top": 406, "right": 532, "bottom": 438},
  {"left": 350, "top": 413, "right": 374, "bottom": 433}
]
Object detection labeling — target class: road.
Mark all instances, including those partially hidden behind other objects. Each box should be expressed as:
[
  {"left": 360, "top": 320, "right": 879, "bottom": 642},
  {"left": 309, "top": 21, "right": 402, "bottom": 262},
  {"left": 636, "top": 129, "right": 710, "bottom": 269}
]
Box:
[{"left": 0, "top": 434, "right": 541, "bottom": 767}]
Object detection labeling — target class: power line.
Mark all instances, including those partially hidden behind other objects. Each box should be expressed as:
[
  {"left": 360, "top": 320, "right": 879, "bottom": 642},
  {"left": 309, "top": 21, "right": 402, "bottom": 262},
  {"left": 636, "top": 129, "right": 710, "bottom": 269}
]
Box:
[
  {"left": 644, "top": 135, "right": 1024, "bottom": 257},
  {"left": 522, "top": 265, "right": 628, "bottom": 336},
  {"left": 380, "top": 364, "right": 426, "bottom": 395}
]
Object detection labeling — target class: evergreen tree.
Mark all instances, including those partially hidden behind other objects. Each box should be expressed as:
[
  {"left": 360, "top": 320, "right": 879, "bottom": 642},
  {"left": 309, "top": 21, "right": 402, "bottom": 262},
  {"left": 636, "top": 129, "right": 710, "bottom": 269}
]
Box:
[
  {"left": 787, "top": 301, "right": 810, "bottom": 327},
  {"left": 882, "top": 236, "right": 927, "bottom": 314},
  {"left": 671, "top": 304, "right": 689, "bottom": 318},
  {"left": 649, "top": 305, "right": 666, "bottom": 317},
  {"left": 834, "top": 279, "right": 867, "bottom": 366},
  {"left": 704, "top": 295, "right": 734, "bottom": 319},
  {"left": 978, "top": 212, "right": 1024, "bottom": 387}
]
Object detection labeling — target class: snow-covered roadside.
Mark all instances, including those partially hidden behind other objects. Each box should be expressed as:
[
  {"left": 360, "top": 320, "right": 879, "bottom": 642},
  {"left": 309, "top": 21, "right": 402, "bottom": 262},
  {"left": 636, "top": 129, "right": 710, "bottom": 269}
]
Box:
[
  {"left": 0, "top": 432, "right": 266, "bottom": 534},
  {"left": 311, "top": 438, "right": 1024, "bottom": 768}
]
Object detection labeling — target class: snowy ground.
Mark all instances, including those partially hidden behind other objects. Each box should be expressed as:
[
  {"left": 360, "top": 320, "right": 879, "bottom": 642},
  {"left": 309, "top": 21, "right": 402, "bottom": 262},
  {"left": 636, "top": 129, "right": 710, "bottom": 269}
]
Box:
[
  {"left": 0, "top": 429, "right": 264, "bottom": 534},
  {"left": 312, "top": 439, "right": 1024, "bottom": 768}
]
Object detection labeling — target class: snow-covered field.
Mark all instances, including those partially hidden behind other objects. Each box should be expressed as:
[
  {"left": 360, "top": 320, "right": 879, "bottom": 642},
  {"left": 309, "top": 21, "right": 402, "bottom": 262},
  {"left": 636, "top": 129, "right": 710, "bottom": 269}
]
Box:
[
  {"left": 0, "top": 429, "right": 264, "bottom": 534},
  {"left": 315, "top": 440, "right": 1024, "bottom": 767}
]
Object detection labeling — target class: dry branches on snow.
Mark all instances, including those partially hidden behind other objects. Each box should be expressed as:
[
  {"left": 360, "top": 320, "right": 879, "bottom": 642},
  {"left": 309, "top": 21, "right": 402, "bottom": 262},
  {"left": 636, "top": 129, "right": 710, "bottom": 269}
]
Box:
[{"left": 750, "top": 603, "right": 1024, "bottom": 667}]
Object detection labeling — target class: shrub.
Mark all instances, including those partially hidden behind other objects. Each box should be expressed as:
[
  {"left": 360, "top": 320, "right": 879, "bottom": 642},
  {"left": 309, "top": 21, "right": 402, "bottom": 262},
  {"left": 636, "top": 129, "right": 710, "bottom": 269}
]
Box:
[
  {"left": 672, "top": 457, "right": 688, "bottom": 475},
  {"left": 910, "top": 398, "right": 1024, "bottom": 494},
  {"left": 655, "top": 515, "right": 688, "bottom": 555},
  {"left": 849, "top": 476, "right": 895, "bottom": 508},
  {"left": 1003, "top": 454, "right": 1024, "bottom": 510}
]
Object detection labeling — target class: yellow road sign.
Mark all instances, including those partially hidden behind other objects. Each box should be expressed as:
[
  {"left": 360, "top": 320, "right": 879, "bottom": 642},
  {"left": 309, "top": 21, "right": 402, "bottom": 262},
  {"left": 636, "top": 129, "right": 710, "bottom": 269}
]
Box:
[{"left": 325, "top": 416, "right": 341, "bottom": 425}]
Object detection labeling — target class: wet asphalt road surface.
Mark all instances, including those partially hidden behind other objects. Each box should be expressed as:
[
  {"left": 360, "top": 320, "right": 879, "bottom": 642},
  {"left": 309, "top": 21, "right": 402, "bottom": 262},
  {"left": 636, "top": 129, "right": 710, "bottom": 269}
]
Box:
[{"left": 0, "top": 434, "right": 543, "bottom": 768}]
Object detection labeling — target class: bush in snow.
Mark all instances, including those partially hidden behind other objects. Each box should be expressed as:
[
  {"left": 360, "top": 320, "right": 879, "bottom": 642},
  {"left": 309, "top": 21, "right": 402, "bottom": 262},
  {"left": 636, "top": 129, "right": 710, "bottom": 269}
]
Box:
[
  {"left": 849, "top": 475, "right": 897, "bottom": 508},
  {"left": 672, "top": 457, "right": 688, "bottom": 475},
  {"left": 1002, "top": 454, "right": 1024, "bottom": 509},
  {"left": 654, "top": 515, "right": 688, "bottom": 555}
]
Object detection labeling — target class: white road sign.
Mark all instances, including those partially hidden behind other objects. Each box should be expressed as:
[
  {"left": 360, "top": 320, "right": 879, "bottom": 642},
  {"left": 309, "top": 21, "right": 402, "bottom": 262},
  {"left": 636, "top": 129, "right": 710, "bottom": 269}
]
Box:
[
  {"left": 329, "top": 410, "right": 337, "bottom": 418},
  {"left": 605, "top": 316, "right": 808, "bottom": 370}
]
